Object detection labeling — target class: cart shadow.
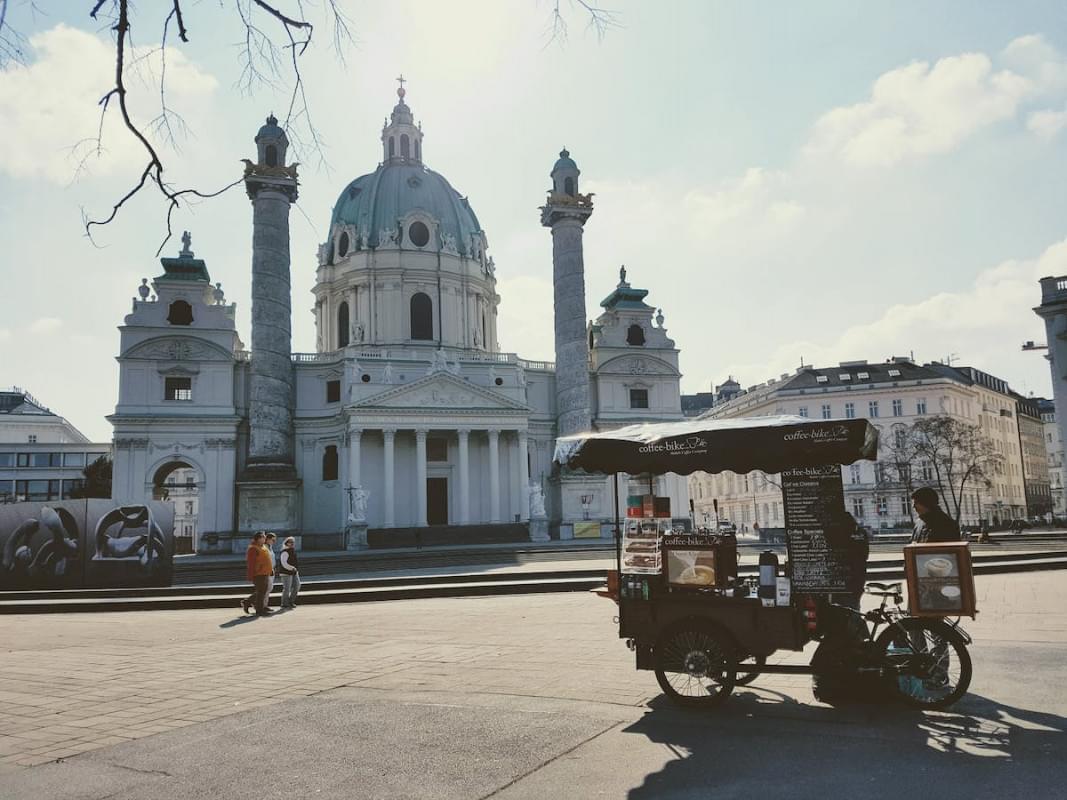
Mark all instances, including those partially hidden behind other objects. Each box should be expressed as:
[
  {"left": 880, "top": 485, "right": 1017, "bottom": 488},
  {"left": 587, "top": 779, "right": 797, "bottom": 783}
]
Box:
[{"left": 623, "top": 691, "right": 1067, "bottom": 798}]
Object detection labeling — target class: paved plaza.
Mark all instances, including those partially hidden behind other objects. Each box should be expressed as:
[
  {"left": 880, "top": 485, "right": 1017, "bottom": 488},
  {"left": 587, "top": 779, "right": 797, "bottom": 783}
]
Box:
[{"left": 0, "top": 572, "right": 1063, "bottom": 798}]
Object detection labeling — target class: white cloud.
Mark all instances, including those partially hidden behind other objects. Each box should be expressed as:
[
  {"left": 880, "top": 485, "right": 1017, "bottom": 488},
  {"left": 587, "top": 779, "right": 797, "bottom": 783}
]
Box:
[
  {"left": 0, "top": 24, "right": 217, "bottom": 183},
  {"left": 495, "top": 274, "right": 555, "bottom": 361},
  {"left": 718, "top": 239, "right": 1067, "bottom": 392},
  {"left": 28, "top": 317, "right": 63, "bottom": 334},
  {"left": 805, "top": 53, "right": 1031, "bottom": 168},
  {"left": 1028, "top": 106, "right": 1067, "bottom": 140}
]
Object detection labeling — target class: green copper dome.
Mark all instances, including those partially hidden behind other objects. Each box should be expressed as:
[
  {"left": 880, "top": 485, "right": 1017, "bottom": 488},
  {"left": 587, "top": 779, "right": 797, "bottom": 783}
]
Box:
[{"left": 329, "top": 163, "right": 483, "bottom": 254}]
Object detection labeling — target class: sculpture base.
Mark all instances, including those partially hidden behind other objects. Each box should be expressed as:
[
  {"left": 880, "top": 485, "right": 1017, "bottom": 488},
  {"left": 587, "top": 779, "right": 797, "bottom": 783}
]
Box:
[
  {"left": 236, "top": 477, "right": 301, "bottom": 542},
  {"left": 345, "top": 523, "right": 369, "bottom": 550},
  {"left": 529, "top": 518, "right": 550, "bottom": 542}
]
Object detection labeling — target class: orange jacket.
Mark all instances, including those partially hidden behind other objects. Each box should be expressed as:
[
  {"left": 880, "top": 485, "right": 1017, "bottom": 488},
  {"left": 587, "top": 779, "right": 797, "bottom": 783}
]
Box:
[{"left": 246, "top": 544, "right": 273, "bottom": 581}]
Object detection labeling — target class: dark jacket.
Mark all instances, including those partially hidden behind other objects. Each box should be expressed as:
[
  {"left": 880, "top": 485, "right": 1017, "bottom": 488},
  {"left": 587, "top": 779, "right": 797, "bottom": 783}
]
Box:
[
  {"left": 912, "top": 507, "right": 961, "bottom": 543},
  {"left": 278, "top": 547, "right": 299, "bottom": 576}
]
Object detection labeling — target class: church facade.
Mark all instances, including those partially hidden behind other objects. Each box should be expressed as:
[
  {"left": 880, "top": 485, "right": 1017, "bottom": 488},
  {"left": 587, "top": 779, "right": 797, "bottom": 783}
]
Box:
[{"left": 109, "top": 87, "right": 688, "bottom": 553}]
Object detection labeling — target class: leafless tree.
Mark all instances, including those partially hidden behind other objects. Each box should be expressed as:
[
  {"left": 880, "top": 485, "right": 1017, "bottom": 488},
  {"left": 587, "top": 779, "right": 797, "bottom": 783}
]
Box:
[
  {"left": 0, "top": 1, "right": 616, "bottom": 255},
  {"left": 905, "top": 415, "right": 1001, "bottom": 525}
]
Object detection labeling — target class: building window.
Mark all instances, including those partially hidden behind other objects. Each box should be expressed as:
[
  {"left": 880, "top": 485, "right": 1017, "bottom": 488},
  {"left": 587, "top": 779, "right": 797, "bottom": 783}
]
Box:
[
  {"left": 892, "top": 399, "right": 903, "bottom": 416},
  {"left": 852, "top": 498, "right": 865, "bottom": 518},
  {"left": 326, "top": 380, "right": 341, "bottom": 403},
  {"left": 821, "top": 404, "right": 831, "bottom": 419},
  {"left": 322, "top": 445, "right": 338, "bottom": 481},
  {"left": 337, "top": 232, "right": 349, "bottom": 257},
  {"left": 410, "top": 292, "right": 433, "bottom": 340},
  {"left": 166, "top": 300, "right": 193, "bottom": 325},
  {"left": 62, "top": 452, "right": 86, "bottom": 467},
  {"left": 850, "top": 464, "right": 861, "bottom": 484},
  {"left": 30, "top": 453, "right": 61, "bottom": 468},
  {"left": 626, "top": 324, "right": 645, "bottom": 346},
  {"left": 845, "top": 402, "right": 855, "bottom": 419},
  {"left": 408, "top": 221, "right": 430, "bottom": 248},
  {"left": 798, "top": 406, "right": 808, "bottom": 418},
  {"left": 917, "top": 398, "right": 927, "bottom": 415},
  {"left": 868, "top": 401, "right": 879, "bottom": 418},
  {"left": 165, "top": 377, "right": 193, "bottom": 401},
  {"left": 16, "top": 453, "right": 30, "bottom": 467},
  {"left": 63, "top": 479, "right": 85, "bottom": 497},
  {"left": 414, "top": 139, "right": 421, "bottom": 160},
  {"left": 338, "top": 301, "right": 350, "bottom": 348},
  {"left": 27, "top": 435, "right": 37, "bottom": 444},
  {"left": 388, "top": 138, "right": 395, "bottom": 158},
  {"left": 265, "top": 145, "right": 278, "bottom": 167},
  {"left": 15, "top": 480, "right": 60, "bottom": 501},
  {"left": 427, "top": 439, "right": 448, "bottom": 462},
  {"left": 629, "top": 389, "right": 649, "bottom": 409},
  {"left": 564, "top": 177, "right": 575, "bottom": 196},
  {"left": 0, "top": 453, "right": 13, "bottom": 467},
  {"left": 400, "top": 134, "right": 410, "bottom": 158},
  {"left": 877, "top": 496, "right": 888, "bottom": 516}
]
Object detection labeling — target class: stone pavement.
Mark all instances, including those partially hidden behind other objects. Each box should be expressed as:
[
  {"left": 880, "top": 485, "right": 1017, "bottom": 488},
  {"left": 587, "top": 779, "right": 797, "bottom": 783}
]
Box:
[{"left": 0, "top": 572, "right": 1064, "bottom": 798}]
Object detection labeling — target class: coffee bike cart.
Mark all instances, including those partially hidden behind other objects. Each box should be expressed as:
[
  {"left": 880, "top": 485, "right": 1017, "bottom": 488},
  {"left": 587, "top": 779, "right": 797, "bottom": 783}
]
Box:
[{"left": 555, "top": 416, "right": 975, "bottom": 710}]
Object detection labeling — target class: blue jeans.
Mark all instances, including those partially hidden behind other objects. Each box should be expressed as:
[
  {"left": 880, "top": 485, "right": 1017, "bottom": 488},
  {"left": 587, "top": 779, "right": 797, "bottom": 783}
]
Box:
[{"left": 281, "top": 573, "right": 300, "bottom": 607}]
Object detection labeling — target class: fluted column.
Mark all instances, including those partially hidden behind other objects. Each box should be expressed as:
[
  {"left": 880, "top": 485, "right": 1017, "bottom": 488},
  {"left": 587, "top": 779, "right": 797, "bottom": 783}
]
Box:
[
  {"left": 383, "top": 428, "right": 396, "bottom": 527},
  {"left": 457, "top": 428, "right": 471, "bottom": 525},
  {"left": 415, "top": 429, "right": 428, "bottom": 527},
  {"left": 488, "top": 429, "right": 501, "bottom": 523},
  {"left": 517, "top": 430, "right": 530, "bottom": 522}
]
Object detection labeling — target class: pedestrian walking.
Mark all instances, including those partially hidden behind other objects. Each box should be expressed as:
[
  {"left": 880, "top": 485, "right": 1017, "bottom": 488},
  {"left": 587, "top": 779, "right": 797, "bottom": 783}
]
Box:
[
  {"left": 910, "top": 488, "right": 962, "bottom": 543},
  {"left": 263, "top": 532, "right": 277, "bottom": 610},
  {"left": 279, "top": 536, "right": 300, "bottom": 609},
  {"left": 241, "top": 532, "right": 273, "bottom": 616}
]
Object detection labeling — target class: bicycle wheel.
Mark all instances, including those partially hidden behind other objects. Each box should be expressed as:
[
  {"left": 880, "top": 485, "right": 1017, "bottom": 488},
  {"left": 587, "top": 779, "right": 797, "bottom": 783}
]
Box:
[
  {"left": 874, "top": 618, "right": 972, "bottom": 710},
  {"left": 654, "top": 622, "right": 736, "bottom": 708},
  {"left": 734, "top": 655, "right": 766, "bottom": 686}
]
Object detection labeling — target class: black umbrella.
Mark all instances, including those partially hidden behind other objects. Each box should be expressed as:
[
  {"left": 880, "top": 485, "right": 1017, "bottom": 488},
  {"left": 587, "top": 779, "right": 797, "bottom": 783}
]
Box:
[{"left": 555, "top": 415, "right": 878, "bottom": 476}]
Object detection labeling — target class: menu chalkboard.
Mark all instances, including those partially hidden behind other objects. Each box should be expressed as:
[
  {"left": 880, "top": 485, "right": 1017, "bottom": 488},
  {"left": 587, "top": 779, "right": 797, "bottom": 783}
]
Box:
[{"left": 782, "top": 465, "right": 854, "bottom": 594}]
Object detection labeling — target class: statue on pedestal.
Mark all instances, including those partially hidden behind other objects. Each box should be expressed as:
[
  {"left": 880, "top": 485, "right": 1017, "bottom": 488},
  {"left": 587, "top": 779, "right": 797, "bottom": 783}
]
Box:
[
  {"left": 348, "top": 486, "right": 370, "bottom": 523},
  {"left": 528, "top": 483, "right": 547, "bottom": 519}
]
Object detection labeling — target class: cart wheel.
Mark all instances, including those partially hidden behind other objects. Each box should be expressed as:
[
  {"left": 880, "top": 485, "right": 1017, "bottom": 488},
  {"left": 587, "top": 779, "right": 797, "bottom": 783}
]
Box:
[
  {"left": 734, "top": 655, "right": 766, "bottom": 686},
  {"left": 654, "top": 622, "right": 736, "bottom": 708},
  {"left": 874, "top": 618, "right": 972, "bottom": 710}
]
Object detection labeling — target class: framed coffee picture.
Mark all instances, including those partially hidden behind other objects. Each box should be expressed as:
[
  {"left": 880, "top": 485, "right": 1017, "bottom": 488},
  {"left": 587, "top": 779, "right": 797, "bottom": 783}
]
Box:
[
  {"left": 664, "top": 542, "right": 719, "bottom": 589},
  {"left": 903, "top": 542, "right": 976, "bottom": 618}
]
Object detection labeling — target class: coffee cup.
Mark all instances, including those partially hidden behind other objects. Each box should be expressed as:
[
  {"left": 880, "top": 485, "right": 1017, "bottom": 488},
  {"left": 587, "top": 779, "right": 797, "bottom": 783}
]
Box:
[{"left": 924, "top": 557, "right": 953, "bottom": 577}]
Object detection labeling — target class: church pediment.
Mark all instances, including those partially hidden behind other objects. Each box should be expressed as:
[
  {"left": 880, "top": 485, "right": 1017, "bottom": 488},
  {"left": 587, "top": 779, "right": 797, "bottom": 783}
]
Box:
[
  {"left": 122, "top": 336, "right": 235, "bottom": 362},
  {"left": 597, "top": 354, "right": 678, "bottom": 377},
  {"left": 355, "top": 373, "right": 527, "bottom": 411}
]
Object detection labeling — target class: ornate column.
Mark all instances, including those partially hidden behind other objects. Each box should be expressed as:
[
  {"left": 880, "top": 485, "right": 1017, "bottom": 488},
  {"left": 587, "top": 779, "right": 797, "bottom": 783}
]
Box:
[
  {"left": 383, "top": 428, "right": 396, "bottom": 527},
  {"left": 488, "top": 429, "right": 501, "bottom": 523},
  {"left": 517, "top": 430, "right": 530, "bottom": 522},
  {"left": 457, "top": 428, "right": 471, "bottom": 525},
  {"left": 415, "top": 429, "right": 428, "bottom": 527}
]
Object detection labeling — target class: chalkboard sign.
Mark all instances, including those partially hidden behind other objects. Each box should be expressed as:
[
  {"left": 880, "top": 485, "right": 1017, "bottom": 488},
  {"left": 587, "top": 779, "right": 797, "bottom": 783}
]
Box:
[{"left": 782, "top": 465, "right": 857, "bottom": 594}]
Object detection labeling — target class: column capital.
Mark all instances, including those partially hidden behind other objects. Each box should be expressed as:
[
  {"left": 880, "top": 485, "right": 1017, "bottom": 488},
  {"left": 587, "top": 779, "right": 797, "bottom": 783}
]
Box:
[
  {"left": 487, "top": 428, "right": 501, "bottom": 440},
  {"left": 456, "top": 427, "right": 472, "bottom": 437},
  {"left": 347, "top": 421, "right": 363, "bottom": 436},
  {"left": 414, "top": 428, "right": 429, "bottom": 442}
]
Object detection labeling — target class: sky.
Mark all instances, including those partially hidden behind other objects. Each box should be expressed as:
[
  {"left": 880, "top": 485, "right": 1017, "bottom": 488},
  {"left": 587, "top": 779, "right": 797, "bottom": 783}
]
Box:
[{"left": 1, "top": 1, "right": 1066, "bottom": 441}]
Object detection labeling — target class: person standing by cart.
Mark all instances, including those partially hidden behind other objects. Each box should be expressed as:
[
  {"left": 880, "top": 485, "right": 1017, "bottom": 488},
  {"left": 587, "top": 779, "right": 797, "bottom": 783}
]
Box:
[{"left": 910, "top": 488, "right": 961, "bottom": 543}]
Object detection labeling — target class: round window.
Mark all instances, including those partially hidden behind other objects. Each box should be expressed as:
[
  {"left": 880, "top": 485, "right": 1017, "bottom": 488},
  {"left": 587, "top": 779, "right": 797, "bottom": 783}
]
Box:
[
  {"left": 361, "top": 373, "right": 371, "bottom": 383},
  {"left": 408, "top": 221, "right": 430, "bottom": 248},
  {"left": 494, "top": 377, "right": 503, "bottom": 386}
]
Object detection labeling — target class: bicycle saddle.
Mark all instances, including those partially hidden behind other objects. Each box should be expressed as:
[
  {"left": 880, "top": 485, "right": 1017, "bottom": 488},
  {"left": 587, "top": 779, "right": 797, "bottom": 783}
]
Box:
[{"left": 865, "top": 581, "right": 902, "bottom": 593}]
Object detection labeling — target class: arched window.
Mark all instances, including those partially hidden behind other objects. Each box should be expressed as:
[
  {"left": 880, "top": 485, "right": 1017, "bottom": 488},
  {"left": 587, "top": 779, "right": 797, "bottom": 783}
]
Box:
[
  {"left": 410, "top": 292, "right": 433, "bottom": 341},
  {"left": 167, "top": 300, "right": 193, "bottom": 326},
  {"left": 322, "top": 445, "right": 338, "bottom": 481},
  {"left": 400, "top": 134, "right": 410, "bottom": 159},
  {"left": 414, "top": 139, "right": 421, "bottom": 161},
  {"left": 481, "top": 314, "right": 487, "bottom": 349},
  {"left": 564, "top": 177, "right": 575, "bottom": 196},
  {"left": 337, "top": 232, "right": 349, "bottom": 257},
  {"left": 337, "top": 301, "right": 350, "bottom": 348},
  {"left": 389, "top": 138, "right": 395, "bottom": 158},
  {"left": 626, "top": 324, "right": 645, "bottom": 346},
  {"left": 265, "top": 145, "right": 278, "bottom": 167}
]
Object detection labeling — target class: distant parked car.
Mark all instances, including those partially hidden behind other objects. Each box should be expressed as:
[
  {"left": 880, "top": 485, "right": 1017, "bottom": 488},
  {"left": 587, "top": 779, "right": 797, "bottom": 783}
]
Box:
[{"left": 717, "top": 520, "right": 737, "bottom": 535}]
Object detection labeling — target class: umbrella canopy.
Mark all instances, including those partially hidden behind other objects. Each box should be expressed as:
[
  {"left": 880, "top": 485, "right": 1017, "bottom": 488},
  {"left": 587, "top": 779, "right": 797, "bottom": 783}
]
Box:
[{"left": 554, "top": 416, "right": 879, "bottom": 476}]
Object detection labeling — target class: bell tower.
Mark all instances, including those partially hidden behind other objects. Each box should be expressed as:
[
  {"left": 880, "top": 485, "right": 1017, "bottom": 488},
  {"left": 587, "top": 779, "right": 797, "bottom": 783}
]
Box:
[{"left": 381, "top": 75, "right": 424, "bottom": 165}]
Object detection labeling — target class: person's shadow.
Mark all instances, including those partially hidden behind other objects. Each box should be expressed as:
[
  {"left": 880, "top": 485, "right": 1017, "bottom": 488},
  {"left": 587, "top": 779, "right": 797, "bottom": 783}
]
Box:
[
  {"left": 219, "top": 615, "right": 260, "bottom": 629},
  {"left": 622, "top": 690, "right": 1067, "bottom": 799}
]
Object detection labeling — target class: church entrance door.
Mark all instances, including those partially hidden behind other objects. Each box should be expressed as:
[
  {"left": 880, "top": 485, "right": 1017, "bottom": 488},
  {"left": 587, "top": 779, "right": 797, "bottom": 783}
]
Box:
[{"left": 427, "top": 478, "right": 448, "bottom": 525}]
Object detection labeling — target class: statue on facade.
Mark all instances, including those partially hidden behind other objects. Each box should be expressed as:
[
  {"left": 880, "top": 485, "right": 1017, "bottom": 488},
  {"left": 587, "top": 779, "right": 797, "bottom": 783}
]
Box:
[
  {"left": 441, "top": 232, "right": 459, "bottom": 256},
  {"left": 426, "top": 349, "right": 450, "bottom": 376},
  {"left": 656, "top": 308, "right": 665, "bottom": 328},
  {"left": 383, "top": 363, "right": 395, "bottom": 384},
  {"left": 473, "top": 326, "right": 481, "bottom": 348},
  {"left": 213, "top": 282, "right": 226, "bottom": 306},
  {"left": 528, "top": 483, "right": 547, "bottom": 519},
  {"left": 448, "top": 355, "right": 461, "bottom": 376},
  {"left": 348, "top": 486, "right": 370, "bottom": 523},
  {"left": 379, "top": 227, "right": 398, "bottom": 247},
  {"left": 351, "top": 320, "right": 365, "bottom": 344},
  {"left": 619, "top": 264, "right": 627, "bottom": 285},
  {"left": 138, "top": 279, "right": 150, "bottom": 301}
]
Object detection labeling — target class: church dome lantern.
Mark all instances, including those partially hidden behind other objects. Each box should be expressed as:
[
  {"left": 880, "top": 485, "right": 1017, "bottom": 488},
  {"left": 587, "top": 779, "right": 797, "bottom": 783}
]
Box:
[{"left": 551, "top": 148, "right": 580, "bottom": 196}]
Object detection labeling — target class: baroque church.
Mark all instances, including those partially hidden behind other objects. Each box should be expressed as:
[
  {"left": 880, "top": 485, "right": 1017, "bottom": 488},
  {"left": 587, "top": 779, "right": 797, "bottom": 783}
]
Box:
[{"left": 108, "top": 85, "right": 689, "bottom": 553}]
